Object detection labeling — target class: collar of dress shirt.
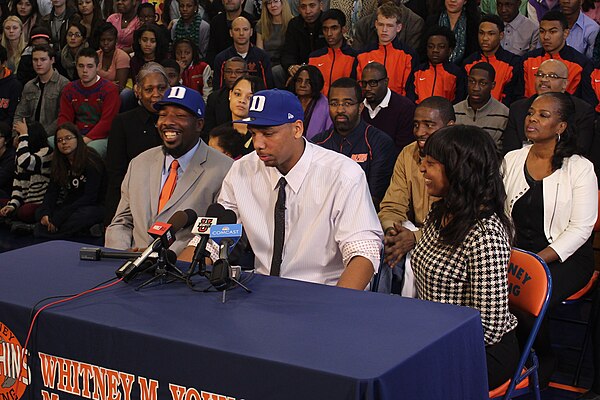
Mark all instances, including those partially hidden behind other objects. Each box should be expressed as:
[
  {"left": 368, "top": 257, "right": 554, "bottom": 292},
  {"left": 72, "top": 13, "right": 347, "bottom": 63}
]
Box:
[
  {"left": 163, "top": 139, "right": 201, "bottom": 175},
  {"left": 363, "top": 88, "right": 392, "bottom": 114},
  {"left": 267, "top": 138, "right": 313, "bottom": 194}
]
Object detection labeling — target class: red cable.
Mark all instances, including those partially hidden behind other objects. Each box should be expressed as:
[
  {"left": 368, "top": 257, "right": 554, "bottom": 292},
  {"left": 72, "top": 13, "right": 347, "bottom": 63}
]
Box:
[{"left": 17, "top": 277, "right": 124, "bottom": 392}]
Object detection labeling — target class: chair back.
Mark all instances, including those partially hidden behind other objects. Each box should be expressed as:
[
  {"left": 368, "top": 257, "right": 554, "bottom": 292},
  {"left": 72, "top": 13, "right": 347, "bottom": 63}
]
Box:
[
  {"left": 499, "top": 248, "right": 552, "bottom": 399},
  {"left": 507, "top": 249, "right": 551, "bottom": 318}
]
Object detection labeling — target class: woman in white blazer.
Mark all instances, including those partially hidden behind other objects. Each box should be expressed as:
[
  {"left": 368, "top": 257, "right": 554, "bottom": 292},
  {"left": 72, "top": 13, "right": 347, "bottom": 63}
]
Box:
[{"left": 502, "top": 92, "right": 598, "bottom": 387}]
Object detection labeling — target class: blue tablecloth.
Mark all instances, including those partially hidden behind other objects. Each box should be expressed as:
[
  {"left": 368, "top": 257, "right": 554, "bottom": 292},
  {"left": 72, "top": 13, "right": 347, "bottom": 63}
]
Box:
[{"left": 0, "top": 241, "right": 489, "bottom": 400}]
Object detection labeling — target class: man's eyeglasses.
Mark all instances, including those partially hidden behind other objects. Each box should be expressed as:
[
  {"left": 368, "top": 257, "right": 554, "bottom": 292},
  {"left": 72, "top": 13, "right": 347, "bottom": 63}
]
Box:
[
  {"left": 357, "top": 77, "right": 386, "bottom": 88},
  {"left": 329, "top": 101, "right": 360, "bottom": 108},
  {"left": 224, "top": 69, "right": 248, "bottom": 75},
  {"left": 533, "top": 72, "right": 567, "bottom": 80}
]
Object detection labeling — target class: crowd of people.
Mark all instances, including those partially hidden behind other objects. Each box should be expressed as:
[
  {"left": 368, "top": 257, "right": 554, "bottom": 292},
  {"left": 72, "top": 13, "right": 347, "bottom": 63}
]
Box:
[{"left": 0, "top": 0, "right": 599, "bottom": 397}]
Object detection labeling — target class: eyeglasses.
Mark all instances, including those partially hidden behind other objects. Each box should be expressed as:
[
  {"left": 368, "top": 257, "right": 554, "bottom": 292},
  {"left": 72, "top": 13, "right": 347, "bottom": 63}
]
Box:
[
  {"left": 266, "top": 0, "right": 281, "bottom": 5},
  {"left": 56, "top": 135, "right": 76, "bottom": 143},
  {"left": 357, "top": 77, "right": 386, "bottom": 88},
  {"left": 467, "top": 78, "right": 490, "bottom": 87},
  {"left": 329, "top": 101, "right": 359, "bottom": 108},
  {"left": 533, "top": 72, "right": 567, "bottom": 80},
  {"left": 224, "top": 69, "right": 248, "bottom": 75},
  {"left": 67, "top": 32, "right": 82, "bottom": 38}
]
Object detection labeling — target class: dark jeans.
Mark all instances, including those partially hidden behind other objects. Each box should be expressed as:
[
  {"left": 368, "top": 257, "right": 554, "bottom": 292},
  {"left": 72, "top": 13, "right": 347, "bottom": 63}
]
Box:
[{"left": 34, "top": 205, "right": 104, "bottom": 238}]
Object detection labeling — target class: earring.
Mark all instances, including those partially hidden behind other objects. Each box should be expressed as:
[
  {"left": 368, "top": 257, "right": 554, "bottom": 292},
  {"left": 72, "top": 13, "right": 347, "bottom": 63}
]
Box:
[{"left": 557, "top": 133, "right": 561, "bottom": 143}]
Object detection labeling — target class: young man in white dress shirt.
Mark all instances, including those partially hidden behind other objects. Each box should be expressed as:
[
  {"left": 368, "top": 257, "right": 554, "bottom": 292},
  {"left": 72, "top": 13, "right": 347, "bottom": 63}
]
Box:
[{"left": 182, "top": 89, "right": 383, "bottom": 290}]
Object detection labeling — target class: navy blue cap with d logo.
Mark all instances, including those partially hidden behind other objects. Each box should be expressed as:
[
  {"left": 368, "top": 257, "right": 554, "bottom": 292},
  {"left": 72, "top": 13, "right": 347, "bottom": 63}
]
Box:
[{"left": 234, "top": 89, "right": 305, "bottom": 126}]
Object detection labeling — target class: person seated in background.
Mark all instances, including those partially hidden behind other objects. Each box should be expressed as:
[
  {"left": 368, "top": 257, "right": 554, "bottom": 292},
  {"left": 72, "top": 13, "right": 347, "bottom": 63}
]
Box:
[
  {"left": 287, "top": 64, "right": 332, "bottom": 140},
  {"left": 181, "top": 89, "right": 384, "bottom": 290},
  {"left": 352, "top": 0, "right": 424, "bottom": 52},
  {"left": 454, "top": 62, "right": 508, "bottom": 149},
  {"left": 378, "top": 96, "right": 455, "bottom": 295},
  {"left": 412, "top": 124, "right": 519, "bottom": 390},
  {"left": 463, "top": 14, "right": 521, "bottom": 106},
  {"left": 497, "top": 0, "right": 539, "bottom": 57},
  {"left": 308, "top": 8, "right": 357, "bottom": 96},
  {"left": 106, "top": 0, "right": 142, "bottom": 53},
  {"left": 14, "top": 44, "right": 70, "bottom": 139},
  {"left": 56, "top": 21, "right": 87, "bottom": 81},
  {"left": 203, "top": 57, "right": 247, "bottom": 136},
  {"left": 503, "top": 92, "right": 598, "bottom": 388},
  {"left": 34, "top": 122, "right": 105, "bottom": 238},
  {"left": 0, "top": 44, "right": 23, "bottom": 127},
  {"left": 560, "top": 0, "right": 599, "bottom": 59},
  {"left": 0, "top": 121, "right": 52, "bottom": 232},
  {"left": 0, "top": 122, "right": 15, "bottom": 199},
  {"left": 360, "top": 61, "right": 415, "bottom": 156},
  {"left": 16, "top": 26, "right": 53, "bottom": 86},
  {"left": 280, "top": 0, "right": 326, "bottom": 81},
  {"left": 503, "top": 59, "right": 595, "bottom": 163},
  {"left": 105, "top": 86, "right": 233, "bottom": 255},
  {"left": 161, "top": 58, "right": 181, "bottom": 87},
  {"left": 312, "top": 78, "right": 396, "bottom": 209},
  {"left": 57, "top": 47, "right": 121, "bottom": 158},
  {"left": 519, "top": 10, "right": 592, "bottom": 99},
  {"left": 206, "top": 0, "right": 256, "bottom": 66},
  {"left": 170, "top": 0, "right": 210, "bottom": 59},
  {"left": 355, "top": 2, "right": 418, "bottom": 97},
  {"left": 94, "top": 22, "right": 130, "bottom": 92},
  {"left": 406, "top": 25, "right": 467, "bottom": 105},
  {"left": 105, "top": 62, "right": 169, "bottom": 225},
  {"left": 207, "top": 124, "right": 247, "bottom": 159},
  {"left": 255, "top": 0, "right": 293, "bottom": 88},
  {"left": 222, "top": 75, "right": 265, "bottom": 154},
  {"left": 173, "top": 38, "right": 211, "bottom": 101},
  {"left": 213, "top": 16, "right": 274, "bottom": 91},
  {"left": 40, "top": 0, "right": 77, "bottom": 51},
  {"left": 129, "top": 23, "right": 169, "bottom": 84}
]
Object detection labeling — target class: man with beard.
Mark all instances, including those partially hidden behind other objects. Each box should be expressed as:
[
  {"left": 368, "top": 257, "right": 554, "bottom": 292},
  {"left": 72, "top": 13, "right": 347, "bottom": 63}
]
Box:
[
  {"left": 312, "top": 78, "right": 395, "bottom": 209},
  {"left": 105, "top": 86, "right": 233, "bottom": 255},
  {"left": 377, "top": 96, "right": 455, "bottom": 294}
]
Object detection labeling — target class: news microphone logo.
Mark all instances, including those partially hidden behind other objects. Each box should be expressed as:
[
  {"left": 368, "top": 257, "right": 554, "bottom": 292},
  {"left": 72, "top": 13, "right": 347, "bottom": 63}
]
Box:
[
  {"left": 210, "top": 224, "right": 242, "bottom": 250},
  {"left": 192, "top": 217, "right": 218, "bottom": 235},
  {"left": 148, "top": 222, "right": 174, "bottom": 248}
]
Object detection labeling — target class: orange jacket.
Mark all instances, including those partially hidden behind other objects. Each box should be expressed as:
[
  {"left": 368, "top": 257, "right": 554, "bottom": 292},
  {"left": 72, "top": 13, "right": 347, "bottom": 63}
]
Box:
[
  {"left": 463, "top": 47, "right": 520, "bottom": 105},
  {"left": 519, "top": 45, "right": 591, "bottom": 98},
  {"left": 405, "top": 62, "right": 466, "bottom": 104},
  {"left": 309, "top": 43, "right": 357, "bottom": 96},
  {"left": 355, "top": 40, "right": 418, "bottom": 96}
]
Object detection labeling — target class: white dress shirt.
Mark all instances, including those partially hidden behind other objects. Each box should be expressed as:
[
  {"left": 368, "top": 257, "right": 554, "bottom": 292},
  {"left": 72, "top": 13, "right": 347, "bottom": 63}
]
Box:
[
  {"left": 217, "top": 140, "right": 383, "bottom": 286},
  {"left": 363, "top": 88, "right": 392, "bottom": 119}
]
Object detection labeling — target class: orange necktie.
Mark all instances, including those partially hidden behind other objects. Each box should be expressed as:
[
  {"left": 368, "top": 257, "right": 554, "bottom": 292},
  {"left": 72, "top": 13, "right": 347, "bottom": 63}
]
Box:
[{"left": 158, "top": 160, "right": 179, "bottom": 212}]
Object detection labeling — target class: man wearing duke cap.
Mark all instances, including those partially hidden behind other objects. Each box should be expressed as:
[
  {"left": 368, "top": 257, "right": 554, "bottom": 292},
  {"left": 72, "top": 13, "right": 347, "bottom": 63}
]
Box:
[
  {"left": 182, "top": 89, "right": 383, "bottom": 289},
  {"left": 106, "top": 86, "right": 233, "bottom": 255}
]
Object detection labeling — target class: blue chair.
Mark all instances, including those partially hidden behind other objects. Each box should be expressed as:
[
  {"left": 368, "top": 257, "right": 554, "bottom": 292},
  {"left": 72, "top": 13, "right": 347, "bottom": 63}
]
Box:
[{"left": 489, "top": 248, "right": 553, "bottom": 400}]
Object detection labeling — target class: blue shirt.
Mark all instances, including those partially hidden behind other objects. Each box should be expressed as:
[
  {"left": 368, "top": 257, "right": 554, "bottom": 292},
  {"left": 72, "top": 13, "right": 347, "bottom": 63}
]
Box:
[{"left": 567, "top": 11, "right": 599, "bottom": 59}]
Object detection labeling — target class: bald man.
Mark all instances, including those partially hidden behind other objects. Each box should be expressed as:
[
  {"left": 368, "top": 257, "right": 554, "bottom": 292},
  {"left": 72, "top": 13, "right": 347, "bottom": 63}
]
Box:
[
  {"left": 212, "top": 16, "right": 273, "bottom": 90},
  {"left": 502, "top": 58, "right": 595, "bottom": 161}
]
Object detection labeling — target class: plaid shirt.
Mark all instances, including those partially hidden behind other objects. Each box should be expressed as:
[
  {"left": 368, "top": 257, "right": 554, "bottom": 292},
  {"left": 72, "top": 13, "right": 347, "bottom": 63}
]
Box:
[{"left": 412, "top": 214, "right": 518, "bottom": 346}]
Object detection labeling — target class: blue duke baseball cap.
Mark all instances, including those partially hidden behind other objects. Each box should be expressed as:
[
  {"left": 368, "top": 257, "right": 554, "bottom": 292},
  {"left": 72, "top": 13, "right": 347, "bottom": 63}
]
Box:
[
  {"left": 234, "top": 89, "right": 304, "bottom": 126},
  {"left": 154, "top": 86, "right": 205, "bottom": 118}
]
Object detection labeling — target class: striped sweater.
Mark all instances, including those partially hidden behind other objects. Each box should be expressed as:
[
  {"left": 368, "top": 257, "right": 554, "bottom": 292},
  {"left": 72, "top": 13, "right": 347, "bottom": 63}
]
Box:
[{"left": 6, "top": 134, "right": 52, "bottom": 209}]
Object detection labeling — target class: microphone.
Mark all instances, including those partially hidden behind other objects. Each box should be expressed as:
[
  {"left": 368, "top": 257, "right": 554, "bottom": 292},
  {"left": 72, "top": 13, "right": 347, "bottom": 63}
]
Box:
[
  {"left": 116, "top": 209, "right": 197, "bottom": 282},
  {"left": 187, "top": 203, "right": 226, "bottom": 276},
  {"left": 208, "top": 217, "right": 243, "bottom": 290}
]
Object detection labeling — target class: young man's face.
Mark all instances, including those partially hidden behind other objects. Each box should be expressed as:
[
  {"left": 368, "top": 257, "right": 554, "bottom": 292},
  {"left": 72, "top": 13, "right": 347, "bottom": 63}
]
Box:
[
  {"left": 230, "top": 18, "right": 252, "bottom": 46},
  {"left": 497, "top": 0, "right": 519, "bottom": 23},
  {"left": 322, "top": 18, "right": 344, "bottom": 48},
  {"left": 375, "top": 14, "right": 401, "bottom": 46},
  {"left": 539, "top": 20, "right": 568, "bottom": 54},
  {"left": 76, "top": 56, "right": 98, "bottom": 86},
  {"left": 478, "top": 21, "right": 503, "bottom": 54},
  {"left": 32, "top": 50, "right": 54, "bottom": 77},
  {"left": 427, "top": 35, "right": 452, "bottom": 65}
]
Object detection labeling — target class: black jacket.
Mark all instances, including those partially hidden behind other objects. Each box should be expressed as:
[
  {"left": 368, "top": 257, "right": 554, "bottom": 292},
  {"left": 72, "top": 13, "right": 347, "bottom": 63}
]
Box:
[{"left": 281, "top": 15, "right": 326, "bottom": 71}]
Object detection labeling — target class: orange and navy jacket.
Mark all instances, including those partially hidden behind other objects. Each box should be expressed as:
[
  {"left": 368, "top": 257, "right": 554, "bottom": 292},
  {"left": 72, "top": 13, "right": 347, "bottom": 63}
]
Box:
[
  {"left": 582, "top": 68, "right": 600, "bottom": 112},
  {"left": 405, "top": 61, "right": 466, "bottom": 104},
  {"left": 463, "top": 46, "right": 521, "bottom": 106},
  {"left": 309, "top": 42, "right": 357, "bottom": 96},
  {"left": 355, "top": 39, "right": 418, "bottom": 96},
  {"left": 518, "top": 45, "right": 592, "bottom": 98}
]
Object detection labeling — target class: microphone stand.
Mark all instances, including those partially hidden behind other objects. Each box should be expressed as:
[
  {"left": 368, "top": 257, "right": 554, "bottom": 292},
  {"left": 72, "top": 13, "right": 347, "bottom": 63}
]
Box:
[
  {"left": 218, "top": 275, "right": 252, "bottom": 303},
  {"left": 136, "top": 248, "right": 187, "bottom": 290}
]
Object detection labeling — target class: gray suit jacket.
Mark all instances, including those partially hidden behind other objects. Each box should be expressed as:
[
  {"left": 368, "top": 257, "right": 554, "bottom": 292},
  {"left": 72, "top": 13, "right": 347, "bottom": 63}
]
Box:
[{"left": 105, "top": 140, "right": 233, "bottom": 255}]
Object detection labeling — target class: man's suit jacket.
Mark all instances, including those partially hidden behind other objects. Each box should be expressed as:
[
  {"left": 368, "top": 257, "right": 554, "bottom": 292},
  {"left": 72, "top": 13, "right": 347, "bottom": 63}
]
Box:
[
  {"left": 105, "top": 141, "right": 233, "bottom": 255},
  {"left": 502, "top": 94, "right": 596, "bottom": 161}
]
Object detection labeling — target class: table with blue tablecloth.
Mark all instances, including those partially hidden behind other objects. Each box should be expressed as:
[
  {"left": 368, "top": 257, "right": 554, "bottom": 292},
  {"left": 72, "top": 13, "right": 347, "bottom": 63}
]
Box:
[{"left": 0, "top": 241, "right": 489, "bottom": 400}]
